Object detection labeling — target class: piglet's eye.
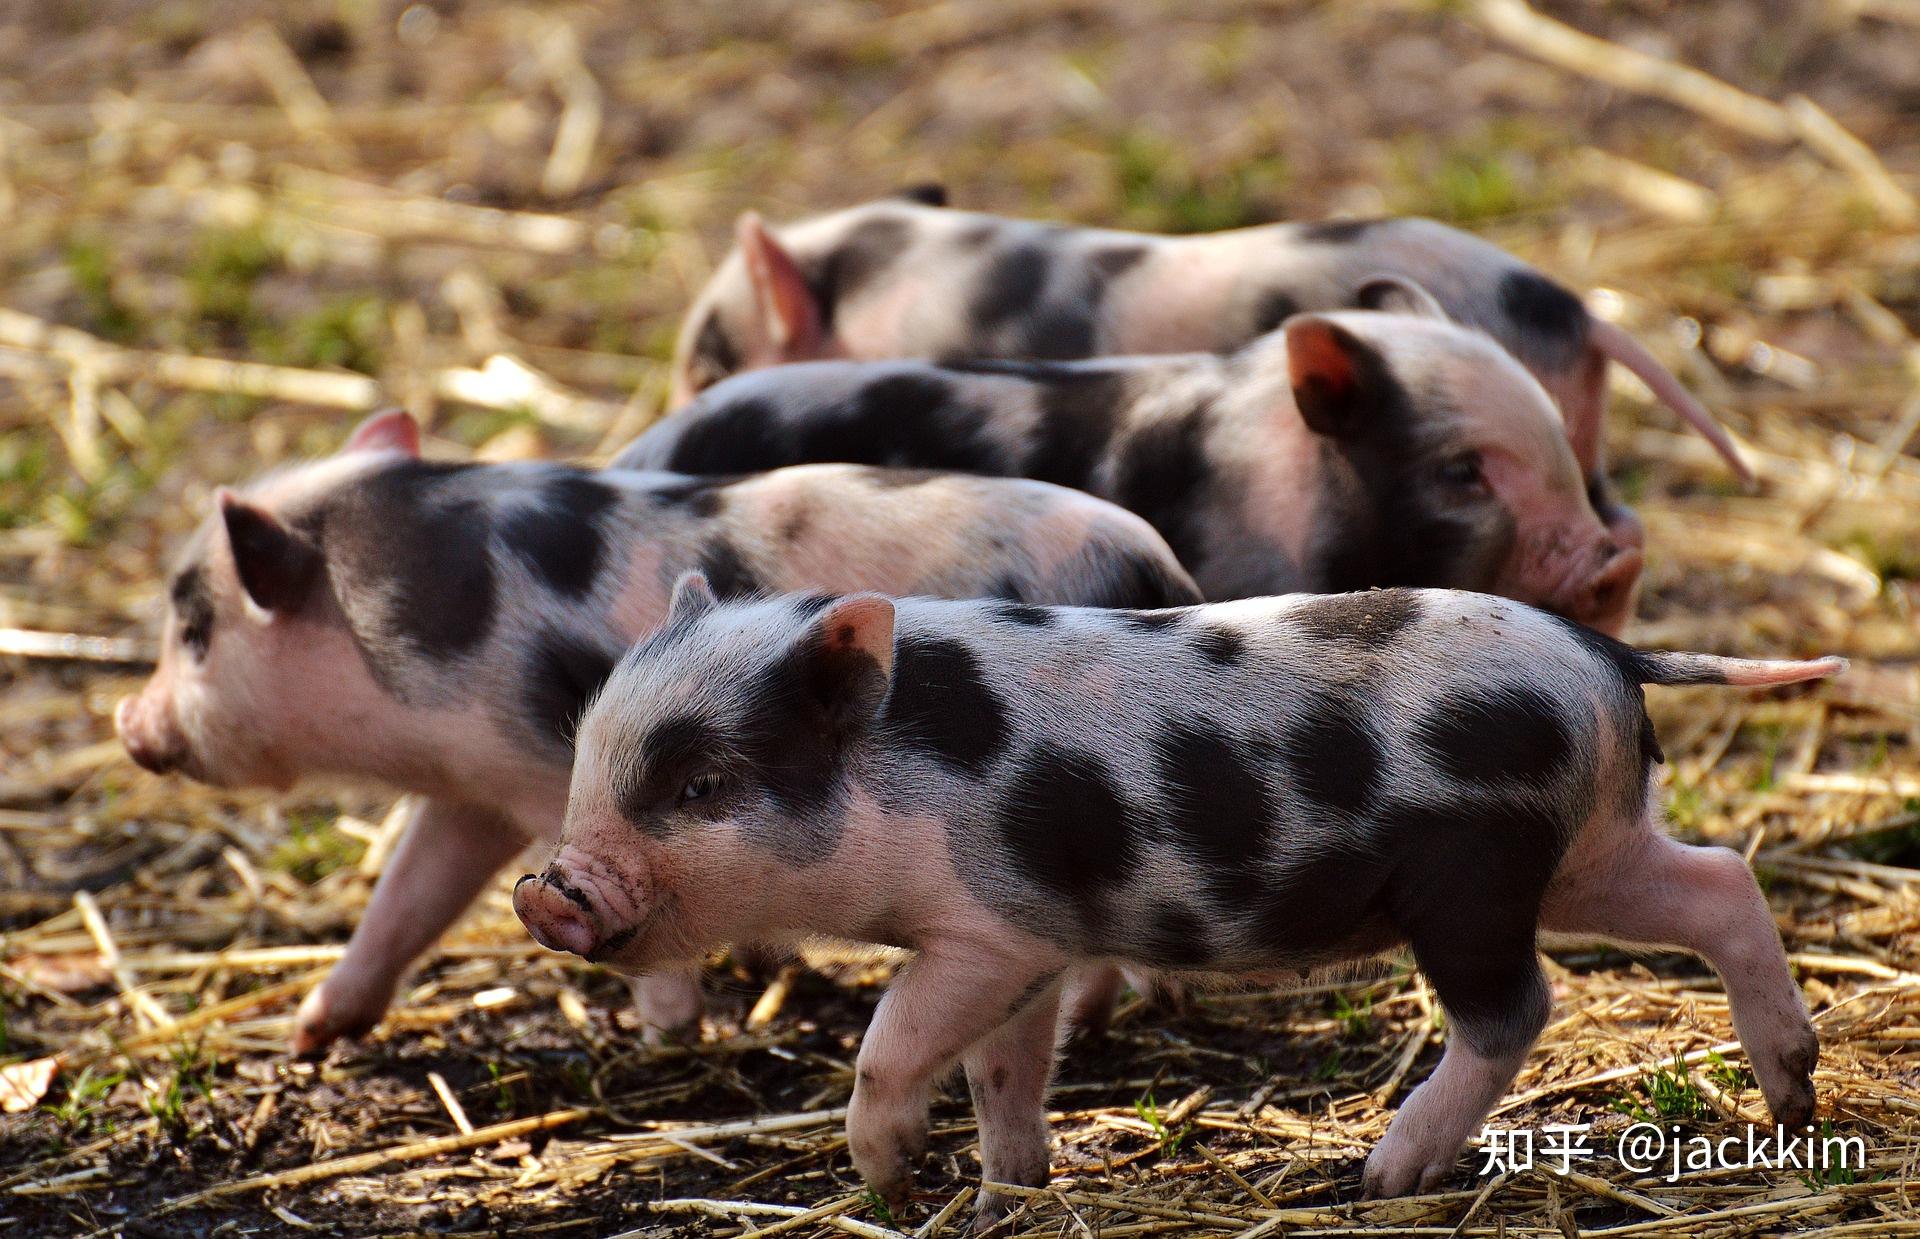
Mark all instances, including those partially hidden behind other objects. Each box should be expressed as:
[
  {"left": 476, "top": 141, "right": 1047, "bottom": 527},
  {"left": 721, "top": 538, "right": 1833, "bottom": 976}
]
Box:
[
  {"left": 1437, "top": 453, "right": 1485, "bottom": 490},
  {"left": 679, "top": 771, "right": 724, "bottom": 805}
]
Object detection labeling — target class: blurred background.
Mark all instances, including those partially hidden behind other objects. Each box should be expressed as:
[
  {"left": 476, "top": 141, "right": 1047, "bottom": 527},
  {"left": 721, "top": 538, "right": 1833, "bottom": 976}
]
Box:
[{"left": 1, "top": 2, "right": 1917, "bottom": 1235}]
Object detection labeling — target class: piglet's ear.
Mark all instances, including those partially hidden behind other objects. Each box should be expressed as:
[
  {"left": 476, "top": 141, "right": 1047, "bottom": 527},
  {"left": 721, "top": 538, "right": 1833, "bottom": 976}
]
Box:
[
  {"left": 342, "top": 408, "right": 421, "bottom": 457},
  {"left": 666, "top": 570, "right": 718, "bottom": 623},
  {"left": 1285, "top": 316, "right": 1395, "bottom": 441},
  {"left": 1356, "top": 274, "right": 1450, "bottom": 322},
  {"left": 735, "top": 211, "right": 824, "bottom": 361},
  {"left": 219, "top": 491, "right": 321, "bottom": 613},
  {"left": 802, "top": 594, "right": 896, "bottom": 734}
]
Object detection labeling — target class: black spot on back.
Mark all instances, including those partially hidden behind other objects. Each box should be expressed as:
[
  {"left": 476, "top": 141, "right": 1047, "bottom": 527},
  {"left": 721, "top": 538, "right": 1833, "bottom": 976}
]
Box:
[
  {"left": 1084, "top": 550, "right": 1205, "bottom": 610},
  {"left": 1292, "top": 590, "right": 1422, "bottom": 648},
  {"left": 881, "top": 635, "right": 1010, "bottom": 774},
  {"left": 1280, "top": 691, "right": 1381, "bottom": 816},
  {"left": 169, "top": 562, "right": 215, "bottom": 659},
  {"left": 698, "top": 538, "right": 759, "bottom": 600},
  {"left": 1023, "top": 371, "right": 1126, "bottom": 490},
  {"left": 1251, "top": 289, "right": 1301, "bottom": 335},
  {"left": 1120, "top": 609, "right": 1186, "bottom": 632},
  {"left": 1193, "top": 624, "right": 1246, "bottom": 666},
  {"left": 319, "top": 459, "right": 496, "bottom": 667},
  {"left": 995, "top": 745, "right": 1141, "bottom": 937},
  {"left": 647, "top": 475, "right": 732, "bottom": 519},
  {"left": 1414, "top": 684, "right": 1573, "bottom": 787},
  {"left": 497, "top": 472, "right": 618, "bottom": 599},
  {"left": 522, "top": 628, "right": 619, "bottom": 752},
  {"left": 994, "top": 601, "right": 1055, "bottom": 627},
  {"left": 891, "top": 182, "right": 948, "bottom": 207},
  {"left": 1089, "top": 243, "right": 1149, "bottom": 283},
  {"left": 1296, "top": 218, "right": 1380, "bottom": 245},
  {"left": 1497, "top": 269, "right": 1591, "bottom": 366},
  {"left": 660, "top": 396, "right": 794, "bottom": 474},
  {"left": 1110, "top": 407, "right": 1215, "bottom": 572},
  {"left": 971, "top": 241, "right": 1050, "bottom": 328}
]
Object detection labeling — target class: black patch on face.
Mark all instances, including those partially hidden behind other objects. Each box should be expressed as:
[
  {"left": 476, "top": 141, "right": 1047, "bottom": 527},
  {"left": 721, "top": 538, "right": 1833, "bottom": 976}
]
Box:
[
  {"left": 995, "top": 744, "right": 1141, "bottom": 935},
  {"left": 1109, "top": 406, "right": 1215, "bottom": 573},
  {"left": 1280, "top": 691, "right": 1381, "bottom": 816},
  {"left": 698, "top": 538, "right": 759, "bottom": 600},
  {"left": 170, "top": 562, "right": 216, "bottom": 660},
  {"left": 1022, "top": 371, "right": 1126, "bottom": 490},
  {"left": 687, "top": 311, "right": 741, "bottom": 392},
  {"left": 617, "top": 713, "right": 722, "bottom": 829},
  {"left": 1152, "top": 717, "right": 1272, "bottom": 915},
  {"left": 1497, "top": 269, "right": 1591, "bottom": 366},
  {"left": 880, "top": 635, "right": 1010, "bottom": 775},
  {"left": 319, "top": 459, "right": 496, "bottom": 667},
  {"left": 995, "top": 601, "right": 1055, "bottom": 627},
  {"left": 497, "top": 472, "right": 618, "bottom": 599},
  {"left": 1140, "top": 903, "right": 1212, "bottom": 968},
  {"left": 1252, "top": 289, "right": 1301, "bottom": 335},
  {"left": 1192, "top": 624, "right": 1246, "bottom": 666},
  {"left": 522, "top": 628, "right": 619, "bottom": 751},
  {"left": 1296, "top": 218, "right": 1380, "bottom": 245},
  {"left": 812, "top": 216, "right": 914, "bottom": 329},
  {"left": 1413, "top": 685, "right": 1572, "bottom": 787},
  {"left": 1292, "top": 589, "right": 1422, "bottom": 648},
  {"left": 729, "top": 628, "right": 887, "bottom": 838},
  {"left": 647, "top": 475, "right": 732, "bottom": 519}
]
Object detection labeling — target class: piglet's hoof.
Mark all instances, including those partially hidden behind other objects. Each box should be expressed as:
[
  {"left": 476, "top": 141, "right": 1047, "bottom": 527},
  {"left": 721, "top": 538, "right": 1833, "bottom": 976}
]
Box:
[{"left": 289, "top": 985, "right": 378, "bottom": 1060}]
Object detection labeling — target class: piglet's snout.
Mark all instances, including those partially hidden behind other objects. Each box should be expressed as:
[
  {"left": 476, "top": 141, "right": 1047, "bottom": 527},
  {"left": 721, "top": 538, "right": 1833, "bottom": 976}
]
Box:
[
  {"left": 1565, "top": 542, "right": 1644, "bottom": 636},
  {"left": 115, "top": 692, "right": 183, "bottom": 775},
  {"left": 514, "top": 870, "right": 604, "bottom": 958}
]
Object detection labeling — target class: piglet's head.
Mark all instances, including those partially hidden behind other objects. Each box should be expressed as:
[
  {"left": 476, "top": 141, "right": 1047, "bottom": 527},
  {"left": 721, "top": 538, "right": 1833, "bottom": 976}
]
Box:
[
  {"left": 1285, "top": 293, "right": 1641, "bottom": 635},
  {"left": 669, "top": 212, "right": 840, "bottom": 408},
  {"left": 114, "top": 409, "right": 421, "bottom": 788},
  {"left": 518, "top": 573, "right": 896, "bottom": 969}
]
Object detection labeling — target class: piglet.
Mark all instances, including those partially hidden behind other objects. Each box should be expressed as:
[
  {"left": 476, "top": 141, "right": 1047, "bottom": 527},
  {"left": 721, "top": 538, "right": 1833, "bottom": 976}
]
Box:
[
  {"left": 522, "top": 574, "right": 1836, "bottom": 1226},
  {"left": 115, "top": 410, "right": 1200, "bottom": 1056},
  {"left": 622, "top": 295, "right": 1645, "bottom": 633},
  {"left": 670, "top": 196, "right": 1753, "bottom": 550}
]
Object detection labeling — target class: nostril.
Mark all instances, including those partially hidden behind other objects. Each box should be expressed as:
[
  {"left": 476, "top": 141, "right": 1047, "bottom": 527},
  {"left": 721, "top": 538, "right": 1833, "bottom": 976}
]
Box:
[{"left": 513, "top": 874, "right": 602, "bottom": 958}]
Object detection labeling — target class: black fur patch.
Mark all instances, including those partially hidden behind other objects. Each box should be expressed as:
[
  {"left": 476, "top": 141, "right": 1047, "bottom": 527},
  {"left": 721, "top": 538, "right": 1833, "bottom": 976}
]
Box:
[
  {"left": 1497, "top": 269, "right": 1591, "bottom": 366},
  {"left": 1281, "top": 692, "right": 1382, "bottom": 816},
  {"left": 995, "top": 601, "right": 1056, "bottom": 627},
  {"left": 1140, "top": 903, "right": 1212, "bottom": 968},
  {"left": 319, "top": 459, "right": 497, "bottom": 667},
  {"left": 1086, "top": 552, "right": 1204, "bottom": 610},
  {"left": 1089, "top": 243, "right": 1150, "bottom": 283},
  {"left": 881, "top": 635, "right": 1010, "bottom": 774},
  {"left": 1119, "top": 609, "right": 1185, "bottom": 632},
  {"left": 1152, "top": 717, "right": 1272, "bottom": 913},
  {"left": 1023, "top": 372, "right": 1126, "bottom": 490},
  {"left": 1296, "top": 218, "right": 1380, "bottom": 245},
  {"left": 892, "top": 183, "right": 948, "bottom": 206},
  {"left": 1252, "top": 289, "right": 1301, "bottom": 335},
  {"left": 1413, "top": 685, "right": 1572, "bottom": 786},
  {"left": 971, "top": 241, "right": 1051, "bottom": 328},
  {"left": 1292, "top": 590, "right": 1422, "bottom": 647},
  {"left": 813, "top": 216, "right": 914, "bottom": 328},
  {"left": 698, "top": 538, "right": 759, "bottom": 600},
  {"left": 170, "top": 562, "right": 215, "bottom": 659},
  {"left": 522, "top": 628, "right": 619, "bottom": 751},
  {"left": 659, "top": 395, "right": 793, "bottom": 474},
  {"left": 687, "top": 312, "right": 740, "bottom": 391},
  {"left": 1110, "top": 407, "right": 1215, "bottom": 572},
  {"left": 498, "top": 472, "right": 618, "bottom": 598},
  {"left": 995, "top": 745, "right": 1141, "bottom": 934},
  {"left": 646, "top": 475, "right": 731, "bottom": 519},
  {"left": 1192, "top": 624, "right": 1247, "bottom": 666},
  {"left": 617, "top": 713, "right": 722, "bottom": 829}
]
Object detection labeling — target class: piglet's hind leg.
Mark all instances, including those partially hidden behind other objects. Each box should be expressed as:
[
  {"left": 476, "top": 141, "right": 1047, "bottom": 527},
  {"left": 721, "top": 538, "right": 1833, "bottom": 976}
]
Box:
[{"left": 964, "top": 976, "right": 1063, "bottom": 1232}]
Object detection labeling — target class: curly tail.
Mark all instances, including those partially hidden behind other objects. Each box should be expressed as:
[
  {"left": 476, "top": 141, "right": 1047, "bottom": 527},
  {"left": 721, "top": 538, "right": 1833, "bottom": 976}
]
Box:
[{"left": 1628, "top": 651, "right": 1847, "bottom": 687}]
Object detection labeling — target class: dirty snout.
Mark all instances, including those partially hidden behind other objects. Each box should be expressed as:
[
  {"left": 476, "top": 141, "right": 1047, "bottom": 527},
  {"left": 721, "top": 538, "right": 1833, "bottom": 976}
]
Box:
[
  {"left": 115, "top": 686, "right": 188, "bottom": 776},
  {"left": 514, "top": 858, "right": 648, "bottom": 963}
]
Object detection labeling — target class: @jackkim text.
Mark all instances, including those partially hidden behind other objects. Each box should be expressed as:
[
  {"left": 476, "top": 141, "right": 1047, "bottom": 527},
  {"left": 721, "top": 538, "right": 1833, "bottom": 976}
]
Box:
[{"left": 1480, "top": 1123, "right": 1865, "bottom": 1183}]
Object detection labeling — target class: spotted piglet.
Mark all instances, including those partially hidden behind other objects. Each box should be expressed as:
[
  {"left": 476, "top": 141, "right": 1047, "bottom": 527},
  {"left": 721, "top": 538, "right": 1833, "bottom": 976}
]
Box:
[
  {"left": 669, "top": 195, "right": 1754, "bottom": 551},
  {"left": 520, "top": 575, "right": 1835, "bottom": 1225},
  {"left": 622, "top": 296, "right": 1645, "bottom": 633},
  {"left": 114, "top": 410, "right": 1200, "bottom": 1056}
]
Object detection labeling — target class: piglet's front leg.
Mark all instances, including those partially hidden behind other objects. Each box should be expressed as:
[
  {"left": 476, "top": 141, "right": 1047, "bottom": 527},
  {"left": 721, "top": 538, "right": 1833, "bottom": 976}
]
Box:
[
  {"left": 847, "top": 950, "right": 1065, "bottom": 1214},
  {"left": 292, "top": 797, "right": 528, "bottom": 1058}
]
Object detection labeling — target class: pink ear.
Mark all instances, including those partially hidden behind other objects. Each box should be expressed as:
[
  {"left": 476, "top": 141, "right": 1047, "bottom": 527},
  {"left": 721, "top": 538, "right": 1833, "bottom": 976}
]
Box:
[
  {"left": 735, "top": 212, "right": 824, "bottom": 361},
  {"left": 815, "top": 593, "right": 896, "bottom": 680},
  {"left": 343, "top": 408, "right": 421, "bottom": 457},
  {"left": 666, "top": 570, "right": 718, "bottom": 621}
]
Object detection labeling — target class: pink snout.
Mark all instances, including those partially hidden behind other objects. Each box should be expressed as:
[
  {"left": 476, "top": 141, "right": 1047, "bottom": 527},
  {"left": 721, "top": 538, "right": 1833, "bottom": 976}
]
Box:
[
  {"left": 514, "top": 870, "right": 606, "bottom": 958},
  {"left": 1563, "top": 543, "right": 1644, "bottom": 636},
  {"left": 115, "top": 691, "right": 185, "bottom": 775}
]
